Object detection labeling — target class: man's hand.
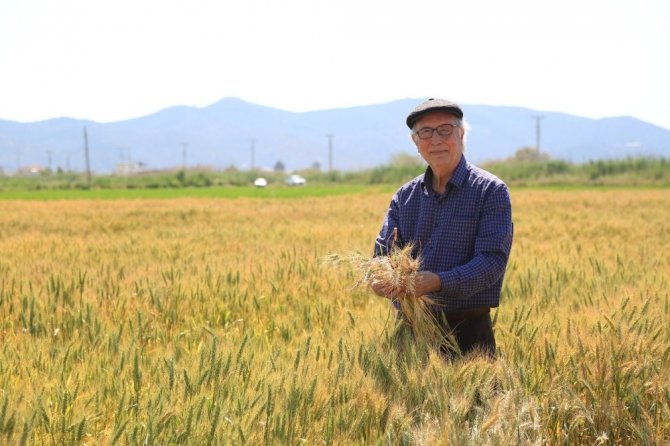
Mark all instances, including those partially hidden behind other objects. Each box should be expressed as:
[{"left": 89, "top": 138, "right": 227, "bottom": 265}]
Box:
[
  {"left": 370, "top": 270, "right": 441, "bottom": 300},
  {"left": 370, "top": 279, "right": 397, "bottom": 300},
  {"left": 413, "top": 271, "right": 441, "bottom": 297}
]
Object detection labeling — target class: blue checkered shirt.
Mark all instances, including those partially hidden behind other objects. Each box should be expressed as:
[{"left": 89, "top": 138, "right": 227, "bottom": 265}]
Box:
[{"left": 374, "top": 156, "right": 513, "bottom": 312}]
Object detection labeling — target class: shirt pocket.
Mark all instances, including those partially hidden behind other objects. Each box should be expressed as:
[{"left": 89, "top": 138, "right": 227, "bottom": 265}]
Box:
[{"left": 442, "top": 213, "right": 479, "bottom": 263}]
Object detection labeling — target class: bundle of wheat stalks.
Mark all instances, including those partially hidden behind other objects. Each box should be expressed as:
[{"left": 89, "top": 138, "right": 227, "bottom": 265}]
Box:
[{"left": 328, "top": 242, "right": 445, "bottom": 346}]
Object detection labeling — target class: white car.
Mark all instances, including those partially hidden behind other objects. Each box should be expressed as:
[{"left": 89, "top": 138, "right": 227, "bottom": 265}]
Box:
[
  {"left": 253, "top": 177, "right": 268, "bottom": 187},
  {"left": 285, "top": 174, "right": 306, "bottom": 186}
]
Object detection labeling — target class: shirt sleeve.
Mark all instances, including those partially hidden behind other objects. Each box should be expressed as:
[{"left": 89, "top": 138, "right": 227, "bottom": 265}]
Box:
[{"left": 434, "top": 183, "right": 513, "bottom": 301}]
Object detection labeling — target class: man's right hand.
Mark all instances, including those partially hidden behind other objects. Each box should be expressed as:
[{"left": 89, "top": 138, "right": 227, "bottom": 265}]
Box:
[{"left": 369, "top": 279, "right": 396, "bottom": 300}]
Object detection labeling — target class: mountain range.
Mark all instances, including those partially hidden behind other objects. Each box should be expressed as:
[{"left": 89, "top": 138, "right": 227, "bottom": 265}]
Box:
[{"left": 1, "top": 97, "right": 669, "bottom": 174}]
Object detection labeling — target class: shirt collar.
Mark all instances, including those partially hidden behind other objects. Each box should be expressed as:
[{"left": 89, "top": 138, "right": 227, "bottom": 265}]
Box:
[
  {"left": 450, "top": 155, "right": 469, "bottom": 188},
  {"left": 421, "top": 155, "right": 469, "bottom": 194}
]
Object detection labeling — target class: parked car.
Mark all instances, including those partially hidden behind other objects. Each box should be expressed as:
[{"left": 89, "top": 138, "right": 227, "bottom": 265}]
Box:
[
  {"left": 285, "top": 174, "right": 306, "bottom": 186},
  {"left": 253, "top": 177, "right": 268, "bottom": 188}
]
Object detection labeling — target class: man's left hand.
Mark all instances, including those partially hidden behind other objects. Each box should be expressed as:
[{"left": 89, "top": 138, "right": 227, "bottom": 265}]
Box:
[{"left": 414, "top": 271, "right": 441, "bottom": 297}]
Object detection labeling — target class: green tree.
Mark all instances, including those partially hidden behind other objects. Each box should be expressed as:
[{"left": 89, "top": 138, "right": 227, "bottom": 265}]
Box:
[
  {"left": 508, "top": 147, "right": 551, "bottom": 162},
  {"left": 390, "top": 152, "right": 422, "bottom": 166}
]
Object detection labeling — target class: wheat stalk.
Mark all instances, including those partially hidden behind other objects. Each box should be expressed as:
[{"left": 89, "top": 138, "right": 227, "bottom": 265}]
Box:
[{"left": 327, "top": 243, "right": 445, "bottom": 346}]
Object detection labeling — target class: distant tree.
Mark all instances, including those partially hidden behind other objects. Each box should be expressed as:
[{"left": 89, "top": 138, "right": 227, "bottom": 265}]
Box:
[
  {"left": 274, "top": 161, "right": 286, "bottom": 173},
  {"left": 311, "top": 161, "right": 321, "bottom": 172},
  {"left": 508, "top": 147, "right": 551, "bottom": 162},
  {"left": 175, "top": 170, "right": 186, "bottom": 186},
  {"left": 389, "top": 152, "right": 423, "bottom": 166}
]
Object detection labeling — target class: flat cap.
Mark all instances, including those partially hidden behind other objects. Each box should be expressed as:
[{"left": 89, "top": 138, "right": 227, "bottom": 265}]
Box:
[{"left": 406, "top": 98, "right": 463, "bottom": 129}]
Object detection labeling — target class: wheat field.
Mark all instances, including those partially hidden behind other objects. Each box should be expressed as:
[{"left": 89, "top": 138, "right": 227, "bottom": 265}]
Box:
[{"left": 0, "top": 189, "right": 668, "bottom": 445}]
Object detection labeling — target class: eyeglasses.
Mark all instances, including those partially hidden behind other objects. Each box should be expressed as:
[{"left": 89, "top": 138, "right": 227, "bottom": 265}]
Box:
[{"left": 413, "top": 123, "right": 460, "bottom": 140}]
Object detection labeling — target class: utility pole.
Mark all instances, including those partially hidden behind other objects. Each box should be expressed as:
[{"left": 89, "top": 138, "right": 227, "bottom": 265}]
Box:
[
  {"left": 531, "top": 115, "right": 545, "bottom": 152},
  {"left": 47, "top": 150, "right": 52, "bottom": 171},
  {"left": 181, "top": 143, "right": 188, "bottom": 170},
  {"left": 326, "top": 133, "right": 334, "bottom": 172},
  {"left": 83, "top": 127, "right": 92, "bottom": 188},
  {"left": 250, "top": 138, "right": 256, "bottom": 170},
  {"left": 119, "top": 147, "right": 129, "bottom": 164}
]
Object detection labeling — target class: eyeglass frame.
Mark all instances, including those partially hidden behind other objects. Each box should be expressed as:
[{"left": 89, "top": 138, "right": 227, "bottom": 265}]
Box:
[{"left": 412, "top": 123, "right": 461, "bottom": 140}]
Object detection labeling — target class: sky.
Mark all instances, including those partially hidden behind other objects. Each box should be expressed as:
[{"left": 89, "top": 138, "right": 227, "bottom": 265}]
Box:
[{"left": 0, "top": 0, "right": 669, "bottom": 130}]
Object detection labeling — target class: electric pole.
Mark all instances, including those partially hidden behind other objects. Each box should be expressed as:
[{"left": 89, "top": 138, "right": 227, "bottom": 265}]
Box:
[
  {"left": 181, "top": 143, "right": 188, "bottom": 170},
  {"left": 326, "top": 133, "right": 334, "bottom": 172},
  {"left": 47, "top": 150, "right": 52, "bottom": 171},
  {"left": 250, "top": 138, "right": 256, "bottom": 170},
  {"left": 83, "top": 127, "right": 92, "bottom": 188},
  {"left": 531, "top": 115, "right": 545, "bottom": 152}
]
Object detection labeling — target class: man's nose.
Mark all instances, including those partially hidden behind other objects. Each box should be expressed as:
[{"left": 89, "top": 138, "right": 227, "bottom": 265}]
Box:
[{"left": 431, "top": 131, "right": 445, "bottom": 142}]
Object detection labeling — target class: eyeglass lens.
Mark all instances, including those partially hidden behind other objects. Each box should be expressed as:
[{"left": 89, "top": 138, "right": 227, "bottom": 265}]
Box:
[{"left": 417, "top": 124, "right": 456, "bottom": 139}]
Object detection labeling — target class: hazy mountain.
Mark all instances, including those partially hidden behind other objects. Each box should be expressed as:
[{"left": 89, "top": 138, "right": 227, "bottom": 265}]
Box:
[{"left": 1, "top": 97, "right": 669, "bottom": 173}]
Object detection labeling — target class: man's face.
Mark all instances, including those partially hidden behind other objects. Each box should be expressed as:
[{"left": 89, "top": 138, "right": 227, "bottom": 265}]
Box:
[{"left": 412, "top": 111, "right": 464, "bottom": 175}]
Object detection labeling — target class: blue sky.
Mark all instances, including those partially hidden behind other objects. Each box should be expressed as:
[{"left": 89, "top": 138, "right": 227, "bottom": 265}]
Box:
[{"left": 1, "top": 0, "right": 669, "bottom": 129}]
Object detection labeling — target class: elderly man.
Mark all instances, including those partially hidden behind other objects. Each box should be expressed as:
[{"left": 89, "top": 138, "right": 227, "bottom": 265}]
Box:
[{"left": 372, "top": 98, "right": 513, "bottom": 358}]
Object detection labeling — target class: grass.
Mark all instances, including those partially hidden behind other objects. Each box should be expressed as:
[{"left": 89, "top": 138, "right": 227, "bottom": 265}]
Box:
[
  {"left": 0, "top": 189, "right": 668, "bottom": 444},
  {"left": 0, "top": 183, "right": 386, "bottom": 200}
]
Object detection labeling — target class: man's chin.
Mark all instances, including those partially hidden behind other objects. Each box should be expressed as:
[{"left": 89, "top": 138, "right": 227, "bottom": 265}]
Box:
[{"left": 430, "top": 154, "right": 452, "bottom": 164}]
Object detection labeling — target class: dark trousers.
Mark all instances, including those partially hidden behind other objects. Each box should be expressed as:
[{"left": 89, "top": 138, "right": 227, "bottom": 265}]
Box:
[
  {"left": 437, "top": 312, "right": 496, "bottom": 359},
  {"left": 392, "top": 310, "right": 496, "bottom": 360}
]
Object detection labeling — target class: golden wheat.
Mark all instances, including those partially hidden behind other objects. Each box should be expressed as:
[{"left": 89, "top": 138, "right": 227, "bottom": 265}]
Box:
[
  {"left": 328, "top": 243, "right": 447, "bottom": 348},
  {"left": 0, "top": 190, "right": 668, "bottom": 444}
]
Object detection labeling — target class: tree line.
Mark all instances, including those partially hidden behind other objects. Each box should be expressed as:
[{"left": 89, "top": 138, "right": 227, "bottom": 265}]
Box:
[{"left": 1, "top": 149, "right": 669, "bottom": 191}]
